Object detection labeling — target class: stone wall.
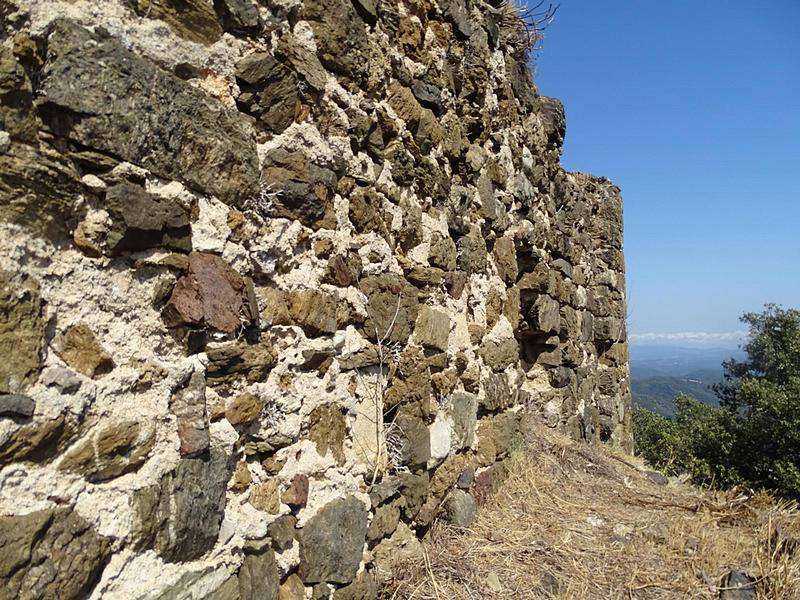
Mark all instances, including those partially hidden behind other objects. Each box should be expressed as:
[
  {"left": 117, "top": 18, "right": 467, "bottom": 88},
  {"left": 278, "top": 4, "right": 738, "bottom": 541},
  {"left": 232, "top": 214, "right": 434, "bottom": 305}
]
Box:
[{"left": 0, "top": 0, "right": 631, "bottom": 597}]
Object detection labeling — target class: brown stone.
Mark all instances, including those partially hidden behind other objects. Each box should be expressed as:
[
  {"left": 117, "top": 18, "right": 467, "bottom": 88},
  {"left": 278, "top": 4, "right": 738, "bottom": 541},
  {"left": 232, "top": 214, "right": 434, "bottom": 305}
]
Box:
[
  {"left": 226, "top": 392, "right": 264, "bottom": 425},
  {"left": 232, "top": 461, "right": 252, "bottom": 491},
  {"left": 359, "top": 273, "right": 419, "bottom": 344},
  {"left": 492, "top": 236, "right": 518, "bottom": 284},
  {"left": 0, "top": 271, "right": 44, "bottom": 394},
  {"left": 163, "top": 252, "right": 244, "bottom": 334},
  {"left": 58, "top": 419, "right": 155, "bottom": 482},
  {"left": 308, "top": 405, "right": 346, "bottom": 464},
  {"left": 0, "top": 414, "right": 71, "bottom": 466},
  {"left": 249, "top": 480, "right": 281, "bottom": 514},
  {"left": 280, "top": 573, "right": 306, "bottom": 600},
  {"left": 170, "top": 371, "right": 210, "bottom": 457},
  {"left": 51, "top": 324, "right": 114, "bottom": 379},
  {"left": 287, "top": 289, "right": 338, "bottom": 335},
  {"left": 281, "top": 474, "right": 309, "bottom": 509}
]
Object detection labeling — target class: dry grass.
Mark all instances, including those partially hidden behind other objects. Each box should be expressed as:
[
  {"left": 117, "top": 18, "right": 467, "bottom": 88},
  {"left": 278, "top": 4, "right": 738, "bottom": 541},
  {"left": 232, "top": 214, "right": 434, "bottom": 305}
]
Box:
[{"left": 383, "top": 423, "right": 800, "bottom": 599}]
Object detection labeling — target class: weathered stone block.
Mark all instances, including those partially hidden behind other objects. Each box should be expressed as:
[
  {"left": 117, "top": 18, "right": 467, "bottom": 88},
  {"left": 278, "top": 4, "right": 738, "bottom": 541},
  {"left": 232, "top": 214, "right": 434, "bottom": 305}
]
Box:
[
  {"left": 287, "top": 289, "right": 339, "bottom": 336},
  {"left": 239, "top": 549, "right": 280, "bottom": 600},
  {"left": 226, "top": 391, "right": 264, "bottom": 426},
  {"left": 132, "top": 449, "right": 229, "bottom": 562},
  {"left": 309, "top": 404, "right": 346, "bottom": 464},
  {"left": 0, "top": 508, "right": 110, "bottom": 599},
  {"left": 206, "top": 339, "right": 278, "bottom": 384},
  {"left": 163, "top": 252, "right": 244, "bottom": 334},
  {"left": 360, "top": 273, "right": 419, "bottom": 344},
  {"left": 297, "top": 496, "right": 368, "bottom": 584},
  {"left": 260, "top": 148, "right": 338, "bottom": 229},
  {"left": 59, "top": 419, "right": 155, "bottom": 482},
  {"left": 413, "top": 306, "right": 450, "bottom": 351},
  {"left": 444, "top": 489, "right": 478, "bottom": 527},
  {"left": 480, "top": 336, "right": 519, "bottom": 372},
  {"left": 51, "top": 323, "right": 114, "bottom": 379},
  {"left": 171, "top": 371, "right": 210, "bottom": 456},
  {"left": 38, "top": 21, "right": 259, "bottom": 203},
  {"left": 0, "top": 271, "right": 43, "bottom": 394}
]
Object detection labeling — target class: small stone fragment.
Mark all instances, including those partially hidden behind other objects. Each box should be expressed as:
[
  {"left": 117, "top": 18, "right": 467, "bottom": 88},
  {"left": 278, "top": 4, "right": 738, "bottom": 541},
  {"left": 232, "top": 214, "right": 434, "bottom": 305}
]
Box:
[
  {"left": 226, "top": 392, "right": 264, "bottom": 425},
  {"left": 163, "top": 252, "right": 244, "bottom": 334},
  {"left": 281, "top": 474, "right": 309, "bottom": 509},
  {"left": 0, "top": 394, "right": 34, "bottom": 418},
  {"left": 170, "top": 371, "right": 210, "bottom": 457},
  {"left": 51, "top": 324, "right": 114, "bottom": 379},
  {"left": 250, "top": 480, "right": 281, "bottom": 514}
]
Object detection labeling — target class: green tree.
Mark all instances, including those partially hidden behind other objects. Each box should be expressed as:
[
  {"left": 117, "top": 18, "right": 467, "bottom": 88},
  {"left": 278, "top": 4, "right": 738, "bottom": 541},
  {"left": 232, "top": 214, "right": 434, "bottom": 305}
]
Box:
[{"left": 634, "top": 305, "right": 800, "bottom": 499}]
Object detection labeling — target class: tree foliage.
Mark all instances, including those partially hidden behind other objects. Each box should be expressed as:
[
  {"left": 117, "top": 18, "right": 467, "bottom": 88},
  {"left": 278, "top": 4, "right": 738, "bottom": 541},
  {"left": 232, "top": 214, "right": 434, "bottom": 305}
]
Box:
[{"left": 634, "top": 305, "right": 800, "bottom": 499}]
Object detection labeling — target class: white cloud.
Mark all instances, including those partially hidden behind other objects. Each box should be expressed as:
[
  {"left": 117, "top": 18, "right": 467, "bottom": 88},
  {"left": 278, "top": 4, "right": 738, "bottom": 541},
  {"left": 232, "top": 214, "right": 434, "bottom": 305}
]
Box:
[{"left": 629, "top": 330, "right": 748, "bottom": 346}]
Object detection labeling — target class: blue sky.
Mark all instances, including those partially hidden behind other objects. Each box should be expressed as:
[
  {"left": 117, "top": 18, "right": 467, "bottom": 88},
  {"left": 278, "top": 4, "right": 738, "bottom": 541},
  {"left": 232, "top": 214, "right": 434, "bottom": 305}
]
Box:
[{"left": 531, "top": 0, "right": 800, "bottom": 347}]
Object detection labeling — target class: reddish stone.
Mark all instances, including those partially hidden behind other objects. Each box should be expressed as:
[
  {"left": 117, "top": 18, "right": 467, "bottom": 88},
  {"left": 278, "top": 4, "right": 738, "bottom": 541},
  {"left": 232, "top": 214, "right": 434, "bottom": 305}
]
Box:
[
  {"left": 163, "top": 252, "right": 244, "bottom": 333},
  {"left": 281, "top": 474, "right": 309, "bottom": 509}
]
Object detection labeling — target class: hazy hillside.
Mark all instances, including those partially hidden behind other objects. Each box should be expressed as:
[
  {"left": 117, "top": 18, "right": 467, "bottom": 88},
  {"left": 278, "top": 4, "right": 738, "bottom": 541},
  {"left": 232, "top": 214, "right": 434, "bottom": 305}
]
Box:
[{"left": 629, "top": 345, "right": 744, "bottom": 416}]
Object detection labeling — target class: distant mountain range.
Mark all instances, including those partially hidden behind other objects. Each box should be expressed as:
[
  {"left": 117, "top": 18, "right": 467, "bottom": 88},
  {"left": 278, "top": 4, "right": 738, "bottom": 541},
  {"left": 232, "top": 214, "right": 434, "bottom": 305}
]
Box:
[{"left": 629, "top": 344, "right": 745, "bottom": 417}]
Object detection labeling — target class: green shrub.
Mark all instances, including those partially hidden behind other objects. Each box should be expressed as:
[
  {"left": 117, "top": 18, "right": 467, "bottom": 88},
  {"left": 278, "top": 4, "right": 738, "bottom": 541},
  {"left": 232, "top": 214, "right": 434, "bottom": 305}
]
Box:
[{"left": 634, "top": 305, "right": 800, "bottom": 500}]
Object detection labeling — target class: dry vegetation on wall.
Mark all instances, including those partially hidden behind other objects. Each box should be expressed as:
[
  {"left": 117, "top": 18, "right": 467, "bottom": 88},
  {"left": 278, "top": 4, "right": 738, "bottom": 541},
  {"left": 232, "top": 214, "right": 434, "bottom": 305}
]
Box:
[{"left": 384, "top": 422, "right": 800, "bottom": 600}]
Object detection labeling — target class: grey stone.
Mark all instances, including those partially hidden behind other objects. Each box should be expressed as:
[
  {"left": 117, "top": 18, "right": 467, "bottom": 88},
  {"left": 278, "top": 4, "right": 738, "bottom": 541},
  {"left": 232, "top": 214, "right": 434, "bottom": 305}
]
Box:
[
  {"left": 447, "top": 392, "right": 477, "bottom": 449},
  {"left": 0, "top": 508, "right": 110, "bottom": 600},
  {"left": 482, "top": 371, "right": 513, "bottom": 411},
  {"left": 456, "top": 466, "right": 475, "bottom": 490},
  {"left": 0, "top": 394, "right": 34, "bottom": 418},
  {"left": 457, "top": 234, "right": 488, "bottom": 275},
  {"left": 297, "top": 496, "right": 368, "bottom": 584},
  {"left": 170, "top": 371, "right": 210, "bottom": 457},
  {"left": 594, "top": 316, "right": 626, "bottom": 342},
  {"left": 38, "top": 20, "right": 259, "bottom": 204},
  {"left": 40, "top": 367, "right": 81, "bottom": 394},
  {"left": 396, "top": 415, "right": 431, "bottom": 470},
  {"left": 411, "top": 78, "right": 442, "bottom": 115},
  {"left": 368, "top": 476, "right": 400, "bottom": 507},
  {"left": 444, "top": 0, "right": 473, "bottom": 38},
  {"left": 239, "top": 549, "right": 280, "bottom": 600},
  {"left": 132, "top": 449, "right": 229, "bottom": 562},
  {"left": 216, "top": 0, "right": 262, "bottom": 34},
  {"left": 444, "top": 489, "right": 478, "bottom": 527},
  {"left": 267, "top": 515, "right": 297, "bottom": 551},
  {"left": 480, "top": 336, "right": 519, "bottom": 372},
  {"left": 539, "top": 96, "right": 566, "bottom": 148},
  {"left": 720, "top": 571, "right": 756, "bottom": 600}
]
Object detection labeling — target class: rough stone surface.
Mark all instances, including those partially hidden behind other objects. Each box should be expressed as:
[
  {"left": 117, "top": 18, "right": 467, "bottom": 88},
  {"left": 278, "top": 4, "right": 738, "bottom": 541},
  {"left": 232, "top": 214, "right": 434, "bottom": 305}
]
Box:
[
  {"left": 59, "top": 419, "right": 155, "bottom": 482},
  {"left": 132, "top": 449, "right": 229, "bottom": 562},
  {"left": 38, "top": 21, "right": 259, "bottom": 203},
  {"left": 0, "top": 393, "right": 35, "bottom": 418},
  {"left": 0, "top": 508, "right": 111, "bottom": 600},
  {"left": 170, "top": 371, "right": 210, "bottom": 456},
  {"left": 163, "top": 252, "right": 245, "bottom": 334},
  {"left": 0, "top": 0, "right": 632, "bottom": 593},
  {"left": 297, "top": 496, "right": 368, "bottom": 584},
  {"left": 444, "top": 489, "right": 478, "bottom": 527},
  {"left": 308, "top": 404, "right": 346, "bottom": 464},
  {"left": 239, "top": 549, "right": 280, "bottom": 600},
  {"left": 0, "top": 271, "right": 44, "bottom": 393}
]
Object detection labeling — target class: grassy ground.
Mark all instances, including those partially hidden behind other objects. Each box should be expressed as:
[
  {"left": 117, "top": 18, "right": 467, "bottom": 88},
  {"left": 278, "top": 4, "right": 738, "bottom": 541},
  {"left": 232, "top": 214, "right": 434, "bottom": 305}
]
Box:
[{"left": 382, "top": 423, "right": 800, "bottom": 599}]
